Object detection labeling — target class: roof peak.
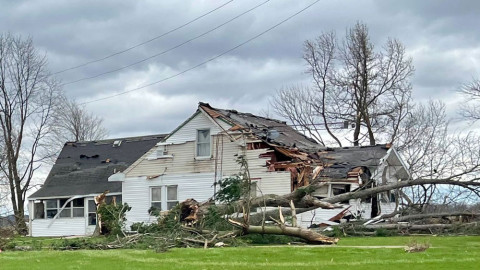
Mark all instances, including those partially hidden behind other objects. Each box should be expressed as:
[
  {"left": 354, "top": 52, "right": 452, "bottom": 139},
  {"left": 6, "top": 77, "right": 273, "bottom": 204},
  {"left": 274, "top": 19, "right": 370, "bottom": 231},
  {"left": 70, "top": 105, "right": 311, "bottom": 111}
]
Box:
[
  {"left": 198, "top": 102, "right": 287, "bottom": 125},
  {"left": 66, "top": 133, "right": 167, "bottom": 145}
]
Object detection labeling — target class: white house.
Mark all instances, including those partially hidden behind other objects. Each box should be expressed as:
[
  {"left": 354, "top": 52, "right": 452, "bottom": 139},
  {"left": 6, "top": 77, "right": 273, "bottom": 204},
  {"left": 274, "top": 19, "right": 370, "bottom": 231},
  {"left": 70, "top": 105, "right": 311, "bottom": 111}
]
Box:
[
  {"left": 27, "top": 135, "right": 165, "bottom": 237},
  {"left": 28, "top": 102, "right": 410, "bottom": 236},
  {"left": 111, "top": 102, "right": 409, "bottom": 229}
]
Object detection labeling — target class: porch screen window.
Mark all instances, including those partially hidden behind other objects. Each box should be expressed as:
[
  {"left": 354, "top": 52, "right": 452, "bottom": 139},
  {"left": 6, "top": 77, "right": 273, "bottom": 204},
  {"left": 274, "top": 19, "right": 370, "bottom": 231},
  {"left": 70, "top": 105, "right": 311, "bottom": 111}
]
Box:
[
  {"left": 34, "top": 202, "right": 45, "bottom": 219},
  {"left": 166, "top": 185, "right": 178, "bottom": 210},
  {"left": 59, "top": 199, "right": 71, "bottom": 218},
  {"left": 151, "top": 187, "right": 162, "bottom": 211},
  {"left": 196, "top": 129, "right": 210, "bottom": 157},
  {"left": 88, "top": 200, "right": 97, "bottom": 225},
  {"left": 45, "top": 200, "right": 58, "bottom": 218},
  {"left": 72, "top": 198, "right": 85, "bottom": 217}
]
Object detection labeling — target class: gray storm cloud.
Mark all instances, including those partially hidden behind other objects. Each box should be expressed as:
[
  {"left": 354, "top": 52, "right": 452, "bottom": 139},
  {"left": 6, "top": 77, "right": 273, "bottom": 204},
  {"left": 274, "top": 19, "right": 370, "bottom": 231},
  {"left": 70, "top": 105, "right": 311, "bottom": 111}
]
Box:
[{"left": 1, "top": 0, "right": 479, "bottom": 136}]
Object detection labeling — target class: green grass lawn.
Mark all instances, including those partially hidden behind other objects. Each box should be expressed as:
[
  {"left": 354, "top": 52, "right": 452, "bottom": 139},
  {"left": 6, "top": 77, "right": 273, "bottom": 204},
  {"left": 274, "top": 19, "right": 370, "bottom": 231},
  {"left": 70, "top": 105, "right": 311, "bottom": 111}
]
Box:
[{"left": 1, "top": 236, "right": 479, "bottom": 270}]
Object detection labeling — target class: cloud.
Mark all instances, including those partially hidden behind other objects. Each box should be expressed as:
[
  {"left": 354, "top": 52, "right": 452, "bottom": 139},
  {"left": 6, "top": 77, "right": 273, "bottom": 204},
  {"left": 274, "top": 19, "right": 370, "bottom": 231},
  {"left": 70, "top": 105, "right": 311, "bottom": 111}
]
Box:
[{"left": 1, "top": 0, "right": 479, "bottom": 139}]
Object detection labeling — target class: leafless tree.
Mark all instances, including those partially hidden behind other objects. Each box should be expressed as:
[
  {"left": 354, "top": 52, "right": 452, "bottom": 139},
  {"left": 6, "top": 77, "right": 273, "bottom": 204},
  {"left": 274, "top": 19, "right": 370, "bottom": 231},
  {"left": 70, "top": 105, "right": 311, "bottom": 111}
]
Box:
[
  {"left": 272, "top": 22, "right": 414, "bottom": 147},
  {"left": 459, "top": 78, "right": 480, "bottom": 121},
  {"left": 52, "top": 96, "right": 108, "bottom": 142},
  {"left": 0, "top": 33, "right": 62, "bottom": 234},
  {"left": 383, "top": 100, "right": 478, "bottom": 213}
]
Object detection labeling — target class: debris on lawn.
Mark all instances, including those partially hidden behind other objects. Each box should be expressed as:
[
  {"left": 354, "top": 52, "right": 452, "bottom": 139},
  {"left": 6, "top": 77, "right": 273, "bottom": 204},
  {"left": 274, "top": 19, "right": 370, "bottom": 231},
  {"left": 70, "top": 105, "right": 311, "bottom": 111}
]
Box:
[{"left": 405, "top": 240, "right": 430, "bottom": 253}]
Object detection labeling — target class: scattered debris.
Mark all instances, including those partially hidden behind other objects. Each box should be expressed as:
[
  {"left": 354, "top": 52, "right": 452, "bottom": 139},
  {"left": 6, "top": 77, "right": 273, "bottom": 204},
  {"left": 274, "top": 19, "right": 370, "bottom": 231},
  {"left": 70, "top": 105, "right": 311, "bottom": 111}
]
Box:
[{"left": 405, "top": 240, "right": 430, "bottom": 253}]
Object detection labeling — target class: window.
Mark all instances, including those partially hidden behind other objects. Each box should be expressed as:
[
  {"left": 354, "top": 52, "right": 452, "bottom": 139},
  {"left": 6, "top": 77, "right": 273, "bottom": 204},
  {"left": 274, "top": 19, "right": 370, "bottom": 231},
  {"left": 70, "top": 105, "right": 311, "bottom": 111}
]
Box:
[
  {"left": 249, "top": 182, "right": 257, "bottom": 199},
  {"left": 44, "top": 198, "right": 85, "bottom": 219},
  {"left": 166, "top": 185, "right": 178, "bottom": 210},
  {"left": 196, "top": 129, "right": 210, "bottom": 157},
  {"left": 150, "top": 186, "right": 178, "bottom": 212},
  {"left": 146, "top": 145, "right": 173, "bottom": 160},
  {"left": 151, "top": 187, "right": 162, "bottom": 211},
  {"left": 72, "top": 198, "right": 85, "bottom": 217},
  {"left": 45, "top": 200, "right": 58, "bottom": 218},
  {"left": 105, "top": 195, "right": 122, "bottom": 205},
  {"left": 34, "top": 202, "right": 45, "bottom": 219},
  {"left": 59, "top": 199, "right": 71, "bottom": 218},
  {"left": 88, "top": 200, "right": 97, "bottom": 225},
  {"left": 156, "top": 145, "right": 167, "bottom": 157}
]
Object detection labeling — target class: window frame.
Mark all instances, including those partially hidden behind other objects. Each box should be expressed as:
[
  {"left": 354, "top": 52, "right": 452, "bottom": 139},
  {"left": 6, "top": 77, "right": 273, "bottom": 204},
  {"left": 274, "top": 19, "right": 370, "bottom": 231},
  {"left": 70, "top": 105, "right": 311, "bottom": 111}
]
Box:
[
  {"left": 150, "top": 185, "right": 179, "bottom": 213},
  {"left": 45, "top": 199, "right": 59, "bottom": 219},
  {"left": 196, "top": 128, "right": 211, "bottom": 158},
  {"left": 58, "top": 199, "right": 72, "bottom": 218},
  {"left": 150, "top": 186, "right": 163, "bottom": 212},
  {"left": 72, "top": 198, "right": 85, "bottom": 218},
  {"left": 166, "top": 185, "right": 178, "bottom": 210},
  {"left": 87, "top": 199, "right": 97, "bottom": 226},
  {"left": 34, "top": 201, "right": 45, "bottom": 219},
  {"left": 38, "top": 198, "right": 86, "bottom": 219}
]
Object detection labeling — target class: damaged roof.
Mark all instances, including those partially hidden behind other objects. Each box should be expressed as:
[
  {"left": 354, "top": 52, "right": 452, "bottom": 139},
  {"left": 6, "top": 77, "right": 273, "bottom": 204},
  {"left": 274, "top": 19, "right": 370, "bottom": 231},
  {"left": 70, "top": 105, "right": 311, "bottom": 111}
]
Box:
[
  {"left": 29, "top": 134, "right": 166, "bottom": 199},
  {"left": 199, "top": 102, "right": 322, "bottom": 152},
  {"left": 313, "top": 145, "right": 390, "bottom": 179}
]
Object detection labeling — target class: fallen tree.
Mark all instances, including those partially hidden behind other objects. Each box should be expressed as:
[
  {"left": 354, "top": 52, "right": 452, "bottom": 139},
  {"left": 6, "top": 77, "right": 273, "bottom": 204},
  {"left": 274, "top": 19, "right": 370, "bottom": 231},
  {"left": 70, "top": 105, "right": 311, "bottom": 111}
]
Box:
[
  {"left": 228, "top": 219, "right": 338, "bottom": 244},
  {"left": 364, "top": 223, "right": 479, "bottom": 230},
  {"left": 391, "top": 212, "right": 479, "bottom": 223}
]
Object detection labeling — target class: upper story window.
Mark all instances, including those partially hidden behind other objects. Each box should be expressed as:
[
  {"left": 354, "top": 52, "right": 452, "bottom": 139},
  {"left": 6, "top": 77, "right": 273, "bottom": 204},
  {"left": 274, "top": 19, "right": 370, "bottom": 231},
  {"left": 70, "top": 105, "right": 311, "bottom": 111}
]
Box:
[{"left": 196, "top": 129, "right": 211, "bottom": 157}]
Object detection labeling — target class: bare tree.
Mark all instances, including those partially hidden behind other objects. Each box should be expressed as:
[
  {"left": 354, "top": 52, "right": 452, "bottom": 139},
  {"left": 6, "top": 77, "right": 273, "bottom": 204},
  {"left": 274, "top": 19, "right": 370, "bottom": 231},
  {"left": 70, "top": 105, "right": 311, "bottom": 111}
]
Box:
[
  {"left": 0, "top": 33, "right": 62, "bottom": 234},
  {"left": 52, "top": 96, "right": 108, "bottom": 143},
  {"left": 272, "top": 22, "right": 414, "bottom": 146},
  {"left": 459, "top": 78, "right": 480, "bottom": 121}
]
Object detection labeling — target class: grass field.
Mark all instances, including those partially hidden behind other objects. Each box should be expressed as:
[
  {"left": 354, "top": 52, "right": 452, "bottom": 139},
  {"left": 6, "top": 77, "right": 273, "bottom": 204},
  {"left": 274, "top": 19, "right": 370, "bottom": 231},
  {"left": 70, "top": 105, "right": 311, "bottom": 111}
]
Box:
[{"left": 1, "top": 236, "right": 479, "bottom": 270}]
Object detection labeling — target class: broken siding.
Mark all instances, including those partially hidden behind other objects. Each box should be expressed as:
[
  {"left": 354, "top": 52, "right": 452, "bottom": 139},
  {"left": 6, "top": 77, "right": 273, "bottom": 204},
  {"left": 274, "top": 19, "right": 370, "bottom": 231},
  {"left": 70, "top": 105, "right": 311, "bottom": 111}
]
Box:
[
  {"left": 126, "top": 136, "right": 270, "bottom": 177},
  {"left": 359, "top": 202, "right": 397, "bottom": 218},
  {"left": 298, "top": 207, "right": 350, "bottom": 228},
  {"left": 123, "top": 174, "right": 215, "bottom": 227},
  {"left": 297, "top": 200, "right": 397, "bottom": 228},
  {"left": 126, "top": 141, "right": 214, "bottom": 176}
]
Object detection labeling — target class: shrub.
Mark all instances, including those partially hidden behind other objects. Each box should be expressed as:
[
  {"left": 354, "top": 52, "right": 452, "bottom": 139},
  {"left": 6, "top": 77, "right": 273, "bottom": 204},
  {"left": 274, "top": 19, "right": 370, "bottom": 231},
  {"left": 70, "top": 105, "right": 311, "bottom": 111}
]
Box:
[
  {"left": 375, "top": 228, "right": 395, "bottom": 237},
  {"left": 97, "top": 202, "right": 131, "bottom": 236},
  {"left": 202, "top": 205, "right": 234, "bottom": 231},
  {"left": 216, "top": 175, "right": 245, "bottom": 204},
  {"left": 130, "top": 222, "right": 162, "bottom": 234}
]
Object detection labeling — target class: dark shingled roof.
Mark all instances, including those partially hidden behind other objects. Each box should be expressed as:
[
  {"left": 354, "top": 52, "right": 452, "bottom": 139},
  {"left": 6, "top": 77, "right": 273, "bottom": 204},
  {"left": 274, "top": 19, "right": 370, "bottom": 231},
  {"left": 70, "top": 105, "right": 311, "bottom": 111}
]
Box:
[
  {"left": 314, "top": 145, "right": 390, "bottom": 179},
  {"left": 29, "top": 134, "right": 166, "bottom": 199},
  {"left": 199, "top": 102, "right": 322, "bottom": 152}
]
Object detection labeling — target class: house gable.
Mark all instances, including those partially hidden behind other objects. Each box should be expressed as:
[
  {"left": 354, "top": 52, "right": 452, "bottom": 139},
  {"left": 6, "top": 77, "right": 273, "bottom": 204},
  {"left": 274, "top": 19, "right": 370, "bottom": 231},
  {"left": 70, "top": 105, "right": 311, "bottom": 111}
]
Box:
[{"left": 163, "top": 108, "right": 233, "bottom": 145}]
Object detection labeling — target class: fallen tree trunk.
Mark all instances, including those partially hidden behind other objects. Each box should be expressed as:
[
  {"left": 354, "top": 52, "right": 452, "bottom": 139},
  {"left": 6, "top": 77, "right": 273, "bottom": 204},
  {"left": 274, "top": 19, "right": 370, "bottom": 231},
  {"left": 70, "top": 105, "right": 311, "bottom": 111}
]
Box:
[
  {"left": 247, "top": 177, "right": 480, "bottom": 224},
  {"left": 391, "top": 212, "right": 478, "bottom": 222},
  {"left": 365, "top": 222, "right": 478, "bottom": 230},
  {"left": 229, "top": 219, "right": 338, "bottom": 245}
]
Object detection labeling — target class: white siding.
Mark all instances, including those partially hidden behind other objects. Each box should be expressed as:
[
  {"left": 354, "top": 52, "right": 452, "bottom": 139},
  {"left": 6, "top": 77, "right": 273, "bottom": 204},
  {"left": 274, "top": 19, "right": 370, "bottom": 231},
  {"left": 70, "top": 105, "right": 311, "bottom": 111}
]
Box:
[
  {"left": 165, "top": 111, "right": 225, "bottom": 144},
  {"left": 297, "top": 200, "right": 398, "bottom": 228},
  {"left": 31, "top": 218, "right": 87, "bottom": 237},
  {"left": 123, "top": 174, "right": 216, "bottom": 228},
  {"left": 124, "top": 134, "right": 290, "bottom": 196},
  {"left": 120, "top": 111, "right": 293, "bottom": 227},
  {"left": 359, "top": 202, "right": 397, "bottom": 218},
  {"left": 29, "top": 196, "right": 98, "bottom": 237},
  {"left": 297, "top": 207, "right": 349, "bottom": 228},
  {"left": 253, "top": 172, "right": 291, "bottom": 195}
]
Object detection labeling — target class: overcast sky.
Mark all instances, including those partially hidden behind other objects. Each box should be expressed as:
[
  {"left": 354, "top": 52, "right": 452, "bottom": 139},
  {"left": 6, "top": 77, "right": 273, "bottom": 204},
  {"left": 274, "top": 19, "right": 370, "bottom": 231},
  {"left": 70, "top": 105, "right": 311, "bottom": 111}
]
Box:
[{"left": 1, "top": 0, "right": 479, "bottom": 138}]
